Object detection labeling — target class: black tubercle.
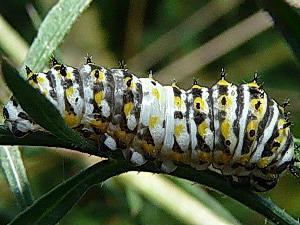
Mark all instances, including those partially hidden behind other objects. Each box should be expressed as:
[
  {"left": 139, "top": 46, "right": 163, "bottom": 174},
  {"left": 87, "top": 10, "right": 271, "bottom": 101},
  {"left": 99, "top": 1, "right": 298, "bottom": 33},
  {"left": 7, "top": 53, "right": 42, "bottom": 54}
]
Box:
[
  {"left": 193, "top": 77, "right": 198, "bottom": 85},
  {"left": 85, "top": 54, "right": 93, "bottom": 64},
  {"left": 94, "top": 70, "right": 100, "bottom": 79},
  {"left": 29, "top": 74, "right": 38, "bottom": 83},
  {"left": 60, "top": 64, "right": 67, "bottom": 76},
  {"left": 220, "top": 68, "right": 226, "bottom": 79},
  {"left": 51, "top": 56, "right": 59, "bottom": 67},
  {"left": 284, "top": 111, "right": 291, "bottom": 120},
  {"left": 282, "top": 122, "right": 292, "bottom": 129},
  {"left": 25, "top": 65, "right": 32, "bottom": 75},
  {"left": 148, "top": 70, "right": 153, "bottom": 78},
  {"left": 252, "top": 72, "right": 260, "bottom": 83},
  {"left": 282, "top": 98, "right": 290, "bottom": 108},
  {"left": 119, "top": 60, "right": 127, "bottom": 70}
]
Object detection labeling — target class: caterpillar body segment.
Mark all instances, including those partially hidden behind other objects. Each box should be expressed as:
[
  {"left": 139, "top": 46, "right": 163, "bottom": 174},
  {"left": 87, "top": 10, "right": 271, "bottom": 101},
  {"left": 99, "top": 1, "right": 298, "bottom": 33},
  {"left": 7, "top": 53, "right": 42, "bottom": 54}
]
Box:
[{"left": 3, "top": 60, "right": 295, "bottom": 191}]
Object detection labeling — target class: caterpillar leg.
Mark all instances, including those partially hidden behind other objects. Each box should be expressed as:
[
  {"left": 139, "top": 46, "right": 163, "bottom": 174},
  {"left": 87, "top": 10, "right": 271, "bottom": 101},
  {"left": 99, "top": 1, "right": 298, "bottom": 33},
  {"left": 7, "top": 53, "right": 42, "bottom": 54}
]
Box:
[
  {"left": 160, "top": 160, "right": 177, "bottom": 173},
  {"left": 98, "top": 133, "right": 117, "bottom": 152},
  {"left": 130, "top": 150, "right": 147, "bottom": 166}
]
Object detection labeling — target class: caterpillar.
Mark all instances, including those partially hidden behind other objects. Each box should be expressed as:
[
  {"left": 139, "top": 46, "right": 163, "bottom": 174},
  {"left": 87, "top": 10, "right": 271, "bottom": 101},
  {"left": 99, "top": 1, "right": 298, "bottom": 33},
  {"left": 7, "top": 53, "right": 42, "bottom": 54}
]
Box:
[{"left": 2, "top": 57, "right": 295, "bottom": 192}]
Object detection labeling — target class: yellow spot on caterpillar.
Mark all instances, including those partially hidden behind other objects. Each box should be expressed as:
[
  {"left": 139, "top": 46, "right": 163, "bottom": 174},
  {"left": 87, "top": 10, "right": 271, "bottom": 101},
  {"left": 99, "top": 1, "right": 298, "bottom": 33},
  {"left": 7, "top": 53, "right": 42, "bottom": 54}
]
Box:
[
  {"left": 91, "top": 69, "right": 105, "bottom": 81},
  {"left": 194, "top": 97, "right": 206, "bottom": 111},
  {"left": 175, "top": 123, "right": 185, "bottom": 137},
  {"left": 124, "top": 76, "right": 136, "bottom": 90},
  {"left": 95, "top": 91, "right": 104, "bottom": 106},
  {"left": 98, "top": 71, "right": 105, "bottom": 81},
  {"left": 174, "top": 96, "right": 182, "bottom": 108},
  {"left": 130, "top": 82, "right": 136, "bottom": 90},
  {"left": 66, "top": 87, "right": 74, "bottom": 97},
  {"left": 218, "top": 95, "right": 232, "bottom": 107},
  {"left": 149, "top": 116, "right": 159, "bottom": 129},
  {"left": 192, "top": 84, "right": 203, "bottom": 89},
  {"left": 217, "top": 79, "right": 230, "bottom": 86},
  {"left": 124, "top": 76, "right": 131, "bottom": 83},
  {"left": 221, "top": 120, "right": 230, "bottom": 139},
  {"left": 272, "top": 119, "right": 289, "bottom": 150},
  {"left": 238, "top": 154, "right": 251, "bottom": 165},
  {"left": 198, "top": 121, "right": 208, "bottom": 137},
  {"left": 278, "top": 119, "right": 287, "bottom": 131},
  {"left": 64, "top": 112, "right": 79, "bottom": 128},
  {"left": 257, "top": 157, "right": 270, "bottom": 168},
  {"left": 124, "top": 102, "right": 134, "bottom": 117},
  {"left": 247, "top": 120, "right": 258, "bottom": 140},
  {"left": 37, "top": 76, "right": 45, "bottom": 84},
  {"left": 251, "top": 98, "right": 265, "bottom": 114},
  {"left": 41, "top": 90, "right": 48, "bottom": 96},
  {"left": 247, "top": 81, "right": 260, "bottom": 88},
  {"left": 66, "top": 72, "right": 74, "bottom": 80},
  {"left": 90, "top": 119, "right": 108, "bottom": 132},
  {"left": 28, "top": 80, "right": 36, "bottom": 87},
  {"left": 278, "top": 119, "right": 288, "bottom": 136},
  {"left": 152, "top": 88, "right": 160, "bottom": 100}
]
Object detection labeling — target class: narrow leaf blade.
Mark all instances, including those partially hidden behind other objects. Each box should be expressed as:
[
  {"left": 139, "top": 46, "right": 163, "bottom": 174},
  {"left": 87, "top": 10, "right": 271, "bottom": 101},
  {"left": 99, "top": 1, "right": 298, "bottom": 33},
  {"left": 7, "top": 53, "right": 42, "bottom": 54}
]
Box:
[
  {"left": 21, "top": 0, "right": 93, "bottom": 77},
  {"left": 8, "top": 160, "right": 130, "bottom": 225},
  {"left": 0, "top": 146, "right": 34, "bottom": 209}
]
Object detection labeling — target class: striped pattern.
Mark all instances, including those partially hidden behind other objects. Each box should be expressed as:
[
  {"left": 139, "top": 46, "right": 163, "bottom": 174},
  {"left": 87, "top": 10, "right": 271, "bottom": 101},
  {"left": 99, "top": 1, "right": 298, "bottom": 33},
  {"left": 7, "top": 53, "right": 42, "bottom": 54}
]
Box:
[{"left": 3, "top": 60, "right": 295, "bottom": 191}]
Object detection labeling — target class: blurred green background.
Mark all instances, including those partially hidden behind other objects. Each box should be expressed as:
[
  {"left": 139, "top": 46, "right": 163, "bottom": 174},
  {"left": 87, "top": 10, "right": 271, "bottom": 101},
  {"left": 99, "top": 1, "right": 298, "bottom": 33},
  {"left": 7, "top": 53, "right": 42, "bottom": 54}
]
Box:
[{"left": 0, "top": 0, "right": 300, "bottom": 224}]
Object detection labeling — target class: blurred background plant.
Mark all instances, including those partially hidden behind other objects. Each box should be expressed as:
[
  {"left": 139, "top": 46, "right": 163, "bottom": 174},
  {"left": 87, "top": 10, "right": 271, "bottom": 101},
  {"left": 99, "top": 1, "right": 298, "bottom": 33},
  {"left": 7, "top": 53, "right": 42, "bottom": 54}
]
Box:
[{"left": 0, "top": 0, "right": 300, "bottom": 225}]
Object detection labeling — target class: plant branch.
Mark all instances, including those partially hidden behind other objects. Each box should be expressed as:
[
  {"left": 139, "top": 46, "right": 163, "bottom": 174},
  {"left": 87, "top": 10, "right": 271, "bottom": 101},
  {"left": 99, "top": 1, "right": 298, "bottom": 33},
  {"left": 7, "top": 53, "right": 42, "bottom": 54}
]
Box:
[{"left": 9, "top": 159, "right": 299, "bottom": 225}]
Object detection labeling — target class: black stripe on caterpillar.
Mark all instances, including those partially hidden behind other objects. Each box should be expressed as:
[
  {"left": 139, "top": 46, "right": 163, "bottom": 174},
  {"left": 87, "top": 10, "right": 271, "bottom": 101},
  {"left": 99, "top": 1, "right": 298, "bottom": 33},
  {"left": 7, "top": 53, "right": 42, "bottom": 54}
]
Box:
[{"left": 3, "top": 57, "right": 295, "bottom": 192}]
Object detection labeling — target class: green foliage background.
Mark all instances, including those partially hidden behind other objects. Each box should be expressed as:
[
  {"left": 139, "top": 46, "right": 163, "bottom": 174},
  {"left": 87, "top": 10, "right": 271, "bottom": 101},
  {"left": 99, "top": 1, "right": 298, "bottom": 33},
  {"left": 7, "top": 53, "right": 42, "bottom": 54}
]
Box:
[{"left": 0, "top": 0, "right": 300, "bottom": 225}]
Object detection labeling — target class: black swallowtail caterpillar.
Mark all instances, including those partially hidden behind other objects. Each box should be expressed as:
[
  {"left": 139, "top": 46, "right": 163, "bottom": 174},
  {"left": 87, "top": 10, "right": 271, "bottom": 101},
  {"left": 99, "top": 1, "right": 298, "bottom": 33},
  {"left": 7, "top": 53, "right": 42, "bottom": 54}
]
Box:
[{"left": 3, "top": 57, "right": 295, "bottom": 192}]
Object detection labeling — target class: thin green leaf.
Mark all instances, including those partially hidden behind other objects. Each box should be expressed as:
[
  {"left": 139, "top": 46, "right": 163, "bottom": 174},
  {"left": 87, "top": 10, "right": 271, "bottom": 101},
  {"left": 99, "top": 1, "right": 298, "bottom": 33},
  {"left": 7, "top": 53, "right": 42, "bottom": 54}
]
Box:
[
  {"left": 125, "top": 186, "right": 143, "bottom": 216},
  {"left": 0, "top": 15, "right": 28, "bottom": 66},
  {"left": 0, "top": 146, "right": 34, "bottom": 209},
  {"left": 21, "top": 0, "right": 93, "bottom": 77},
  {"left": 9, "top": 160, "right": 130, "bottom": 225},
  {"left": 118, "top": 173, "right": 235, "bottom": 225},
  {"left": 256, "top": 0, "right": 300, "bottom": 62},
  {"left": 1, "top": 57, "right": 98, "bottom": 155}
]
